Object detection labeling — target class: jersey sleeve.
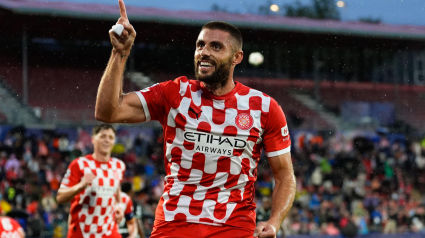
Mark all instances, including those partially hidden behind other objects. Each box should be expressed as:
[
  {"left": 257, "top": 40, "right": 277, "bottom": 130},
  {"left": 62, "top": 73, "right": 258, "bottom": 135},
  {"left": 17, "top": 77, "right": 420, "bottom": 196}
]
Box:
[
  {"left": 60, "top": 160, "right": 83, "bottom": 188},
  {"left": 135, "top": 77, "right": 184, "bottom": 124},
  {"left": 124, "top": 199, "right": 134, "bottom": 221},
  {"left": 135, "top": 83, "right": 165, "bottom": 122},
  {"left": 262, "top": 98, "right": 291, "bottom": 157}
]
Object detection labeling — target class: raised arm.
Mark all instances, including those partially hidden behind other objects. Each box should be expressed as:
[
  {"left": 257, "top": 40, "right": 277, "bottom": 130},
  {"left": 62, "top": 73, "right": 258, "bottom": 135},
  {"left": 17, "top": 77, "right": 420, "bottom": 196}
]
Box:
[
  {"left": 254, "top": 152, "right": 296, "bottom": 238},
  {"left": 95, "top": 0, "right": 146, "bottom": 123}
]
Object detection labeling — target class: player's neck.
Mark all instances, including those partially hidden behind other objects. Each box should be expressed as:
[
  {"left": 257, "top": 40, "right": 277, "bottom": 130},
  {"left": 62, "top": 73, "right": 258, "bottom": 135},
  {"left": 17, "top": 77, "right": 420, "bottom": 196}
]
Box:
[
  {"left": 202, "top": 78, "right": 235, "bottom": 96},
  {"left": 92, "top": 152, "right": 110, "bottom": 163}
]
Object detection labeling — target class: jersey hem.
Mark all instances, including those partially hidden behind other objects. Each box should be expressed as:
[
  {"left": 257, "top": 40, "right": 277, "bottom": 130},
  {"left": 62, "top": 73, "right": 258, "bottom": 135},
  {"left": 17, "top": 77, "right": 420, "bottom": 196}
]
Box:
[
  {"left": 265, "top": 146, "right": 291, "bottom": 157},
  {"left": 135, "top": 91, "right": 151, "bottom": 122}
]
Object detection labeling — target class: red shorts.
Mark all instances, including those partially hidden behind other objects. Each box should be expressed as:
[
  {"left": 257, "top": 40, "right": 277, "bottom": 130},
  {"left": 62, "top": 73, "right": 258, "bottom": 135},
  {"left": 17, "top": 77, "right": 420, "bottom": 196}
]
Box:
[{"left": 150, "top": 220, "right": 254, "bottom": 238}]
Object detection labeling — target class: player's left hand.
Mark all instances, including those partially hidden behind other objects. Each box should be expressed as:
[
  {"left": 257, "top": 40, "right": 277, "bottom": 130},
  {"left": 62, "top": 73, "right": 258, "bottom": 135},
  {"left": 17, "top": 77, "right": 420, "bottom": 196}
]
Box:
[
  {"left": 253, "top": 222, "right": 277, "bottom": 238},
  {"left": 114, "top": 206, "right": 124, "bottom": 224}
]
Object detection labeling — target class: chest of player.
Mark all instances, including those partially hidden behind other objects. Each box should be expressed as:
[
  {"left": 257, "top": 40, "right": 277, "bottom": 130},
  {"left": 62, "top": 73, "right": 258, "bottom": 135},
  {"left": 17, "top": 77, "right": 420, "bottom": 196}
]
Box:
[
  {"left": 84, "top": 166, "right": 122, "bottom": 198},
  {"left": 169, "top": 97, "right": 264, "bottom": 157}
]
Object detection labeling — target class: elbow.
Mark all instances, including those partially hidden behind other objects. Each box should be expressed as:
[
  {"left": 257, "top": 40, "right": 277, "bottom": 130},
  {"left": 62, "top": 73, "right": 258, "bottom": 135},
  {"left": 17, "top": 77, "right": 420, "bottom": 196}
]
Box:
[
  {"left": 56, "top": 194, "right": 66, "bottom": 205},
  {"left": 95, "top": 111, "right": 113, "bottom": 123}
]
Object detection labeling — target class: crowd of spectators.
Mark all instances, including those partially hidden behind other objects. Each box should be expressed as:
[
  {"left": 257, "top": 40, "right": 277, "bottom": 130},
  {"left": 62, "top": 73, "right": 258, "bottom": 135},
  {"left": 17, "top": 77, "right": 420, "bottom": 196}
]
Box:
[
  {"left": 274, "top": 131, "right": 425, "bottom": 237},
  {"left": 0, "top": 125, "right": 425, "bottom": 237}
]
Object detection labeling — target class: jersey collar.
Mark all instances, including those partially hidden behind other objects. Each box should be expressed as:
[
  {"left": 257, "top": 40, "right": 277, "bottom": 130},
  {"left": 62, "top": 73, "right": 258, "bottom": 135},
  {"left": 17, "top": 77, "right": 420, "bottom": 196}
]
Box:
[{"left": 198, "top": 80, "right": 242, "bottom": 100}]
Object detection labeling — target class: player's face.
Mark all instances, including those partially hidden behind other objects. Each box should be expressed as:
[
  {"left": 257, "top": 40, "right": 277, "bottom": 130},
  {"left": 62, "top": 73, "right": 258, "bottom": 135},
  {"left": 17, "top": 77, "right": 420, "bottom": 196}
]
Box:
[
  {"left": 194, "top": 29, "right": 235, "bottom": 86},
  {"left": 92, "top": 128, "right": 116, "bottom": 156}
]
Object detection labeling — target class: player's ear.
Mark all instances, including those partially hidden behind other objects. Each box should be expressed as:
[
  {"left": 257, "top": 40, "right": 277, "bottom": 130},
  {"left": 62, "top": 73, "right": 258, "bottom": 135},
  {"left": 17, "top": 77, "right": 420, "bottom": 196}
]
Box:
[{"left": 233, "top": 50, "right": 243, "bottom": 65}]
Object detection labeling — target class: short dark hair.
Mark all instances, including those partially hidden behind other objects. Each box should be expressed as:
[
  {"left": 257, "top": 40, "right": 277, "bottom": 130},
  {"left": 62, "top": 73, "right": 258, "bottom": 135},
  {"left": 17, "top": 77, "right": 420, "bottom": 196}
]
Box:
[
  {"left": 121, "top": 182, "right": 132, "bottom": 194},
  {"left": 92, "top": 124, "right": 116, "bottom": 136},
  {"left": 201, "top": 21, "right": 243, "bottom": 51}
]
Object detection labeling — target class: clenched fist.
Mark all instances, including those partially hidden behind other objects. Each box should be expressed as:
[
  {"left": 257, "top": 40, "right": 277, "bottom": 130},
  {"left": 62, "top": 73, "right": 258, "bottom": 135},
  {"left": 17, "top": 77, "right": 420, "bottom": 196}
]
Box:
[
  {"left": 253, "top": 222, "right": 277, "bottom": 238},
  {"left": 80, "top": 173, "right": 95, "bottom": 188}
]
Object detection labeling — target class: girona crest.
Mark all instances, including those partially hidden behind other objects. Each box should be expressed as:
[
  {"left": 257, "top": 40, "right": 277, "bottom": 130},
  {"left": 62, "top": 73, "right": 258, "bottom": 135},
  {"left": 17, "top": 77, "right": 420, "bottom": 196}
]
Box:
[{"left": 235, "top": 113, "right": 254, "bottom": 130}]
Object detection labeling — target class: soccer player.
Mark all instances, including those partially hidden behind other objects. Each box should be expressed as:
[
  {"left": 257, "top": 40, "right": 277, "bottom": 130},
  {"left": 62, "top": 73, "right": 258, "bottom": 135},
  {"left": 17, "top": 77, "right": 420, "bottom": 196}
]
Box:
[
  {"left": 0, "top": 216, "right": 25, "bottom": 238},
  {"left": 95, "top": 1, "right": 296, "bottom": 237},
  {"left": 57, "top": 124, "right": 125, "bottom": 238},
  {"left": 118, "top": 182, "right": 144, "bottom": 238}
]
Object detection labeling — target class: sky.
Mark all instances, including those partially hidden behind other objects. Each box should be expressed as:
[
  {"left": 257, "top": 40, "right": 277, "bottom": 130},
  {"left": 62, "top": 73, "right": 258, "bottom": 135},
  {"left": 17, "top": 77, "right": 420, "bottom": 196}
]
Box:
[{"left": 41, "top": 0, "right": 425, "bottom": 26}]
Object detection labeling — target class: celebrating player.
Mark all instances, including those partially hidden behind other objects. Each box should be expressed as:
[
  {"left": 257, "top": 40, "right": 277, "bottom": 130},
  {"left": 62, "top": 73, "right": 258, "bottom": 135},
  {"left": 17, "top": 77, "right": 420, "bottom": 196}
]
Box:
[
  {"left": 0, "top": 216, "right": 25, "bottom": 238},
  {"left": 95, "top": 0, "right": 296, "bottom": 237},
  {"left": 57, "top": 124, "right": 125, "bottom": 238}
]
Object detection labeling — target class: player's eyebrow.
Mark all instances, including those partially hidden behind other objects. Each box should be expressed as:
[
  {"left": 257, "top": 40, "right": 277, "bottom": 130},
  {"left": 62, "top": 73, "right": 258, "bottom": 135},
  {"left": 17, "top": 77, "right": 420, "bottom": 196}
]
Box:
[
  {"left": 210, "top": 41, "right": 225, "bottom": 47},
  {"left": 196, "top": 39, "right": 205, "bottom": 45}
]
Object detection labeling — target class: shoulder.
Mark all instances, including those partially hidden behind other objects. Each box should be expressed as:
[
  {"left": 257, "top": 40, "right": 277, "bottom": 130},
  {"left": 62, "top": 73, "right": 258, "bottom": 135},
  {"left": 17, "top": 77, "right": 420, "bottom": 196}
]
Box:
[
  {"left": 121, "top": 192, "right": 130, "bottom": 202},
  {"left": 111, "top": 158, "right": 125, "bottom": 170},
  {"left": 68, "top": 157, "right": 87, "bottom": 170},
  {"left": 236, "top": 82, "right": 274, "bottom": 112},
  {"left": 158, "top": 76, "right": 190, "bottom": 89}
]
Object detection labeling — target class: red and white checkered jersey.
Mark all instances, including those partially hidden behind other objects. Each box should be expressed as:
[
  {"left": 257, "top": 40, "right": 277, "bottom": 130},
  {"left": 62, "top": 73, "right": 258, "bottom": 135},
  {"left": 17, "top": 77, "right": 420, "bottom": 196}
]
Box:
[
  {"left": 136, "top": 77, "right": 291, "bottom": 228},
  {"left": 60, "top": 154, "right": 125, "bottom": 238},
  {"left": 0, "top": 217, "right": 22, "bottom": 238}
]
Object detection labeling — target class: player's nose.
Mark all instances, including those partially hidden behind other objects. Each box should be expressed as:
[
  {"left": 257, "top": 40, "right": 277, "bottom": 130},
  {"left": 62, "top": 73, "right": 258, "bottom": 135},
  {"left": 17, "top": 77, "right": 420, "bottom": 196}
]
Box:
[{"left": 200, "top": 46, "right": 211, "bottom": 56}]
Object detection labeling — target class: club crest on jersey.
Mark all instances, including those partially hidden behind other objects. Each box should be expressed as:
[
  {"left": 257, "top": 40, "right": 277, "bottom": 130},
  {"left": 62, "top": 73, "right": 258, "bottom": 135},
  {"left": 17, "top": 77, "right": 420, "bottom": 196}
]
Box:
[
  {"left": 235, "top": 113, "right": 254, "bottom": 130},
  {"left": 113, "top": 171, "right": 120, "bottom": 180}
]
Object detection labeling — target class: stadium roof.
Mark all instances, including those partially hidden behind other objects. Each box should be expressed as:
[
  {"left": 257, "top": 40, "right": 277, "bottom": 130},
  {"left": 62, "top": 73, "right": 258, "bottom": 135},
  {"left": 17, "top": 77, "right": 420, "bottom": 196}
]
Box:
[{"left": 2, "top": 0, "right": 425, "bottom": 40}]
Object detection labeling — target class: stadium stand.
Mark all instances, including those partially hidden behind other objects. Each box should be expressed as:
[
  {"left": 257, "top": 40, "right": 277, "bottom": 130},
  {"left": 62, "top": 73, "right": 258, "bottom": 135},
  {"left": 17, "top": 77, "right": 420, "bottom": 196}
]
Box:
[
  {"left": 237, "top": 78, "right": 333, "bottom": 130},
  {"left": 318, "top": 81, "right": 425, "bottom": 130},
  {"left": 0, "top": 112, "right": 6, "bottom": 122}
]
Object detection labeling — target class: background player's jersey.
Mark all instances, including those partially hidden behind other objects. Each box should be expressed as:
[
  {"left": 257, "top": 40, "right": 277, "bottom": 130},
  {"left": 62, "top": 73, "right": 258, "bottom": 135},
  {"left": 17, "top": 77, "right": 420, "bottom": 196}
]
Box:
[
  {"left": 118, "top": 192, "right": 134, "bottom": 236},
  {"left": 136, "top": 77, "right": 291, "bottom": 228},
  {"left": 0, "top": 217, "right": 23, "bottom": 238},
  {"left": 60, "top": 155, "right": 125, "bottom": 238}
]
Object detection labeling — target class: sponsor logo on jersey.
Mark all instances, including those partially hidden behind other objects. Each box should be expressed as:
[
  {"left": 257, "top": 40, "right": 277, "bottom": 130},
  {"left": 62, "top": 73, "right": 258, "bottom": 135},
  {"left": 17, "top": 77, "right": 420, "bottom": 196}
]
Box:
[
  {"left": 90, "top": 186, "right": 116, "bottom": 197},
  {"left": 183, "top": 130, "right": 247, "bottom": 156},
  {"left": 281, "top": 125, "right": 289, "bottom": 137},
  {"left": 235, "top": 113, "right": 254, "bottom": 130},
  {"left": 189, "top": 107, "right": 202, "bottom": 120}
]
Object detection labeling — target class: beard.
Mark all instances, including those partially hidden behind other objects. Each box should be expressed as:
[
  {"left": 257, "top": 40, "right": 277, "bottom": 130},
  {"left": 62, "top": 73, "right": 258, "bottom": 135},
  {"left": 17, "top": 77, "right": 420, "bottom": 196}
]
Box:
[{"left": 194, "top": 56, "right": 232, "bottom": 88}]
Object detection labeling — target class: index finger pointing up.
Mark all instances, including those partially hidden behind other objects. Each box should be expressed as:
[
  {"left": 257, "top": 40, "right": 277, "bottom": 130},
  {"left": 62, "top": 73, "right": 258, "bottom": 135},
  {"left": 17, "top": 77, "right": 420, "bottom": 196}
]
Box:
[{"left": 119, "top": 0, "right": 128, "bottom": 19}]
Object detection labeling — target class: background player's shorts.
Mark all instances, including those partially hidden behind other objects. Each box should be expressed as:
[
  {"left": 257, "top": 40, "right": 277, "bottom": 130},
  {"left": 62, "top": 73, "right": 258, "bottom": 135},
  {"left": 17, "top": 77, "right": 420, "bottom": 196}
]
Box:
[{"left": 150, "top": 220, "right": 254, "bottom": 238}]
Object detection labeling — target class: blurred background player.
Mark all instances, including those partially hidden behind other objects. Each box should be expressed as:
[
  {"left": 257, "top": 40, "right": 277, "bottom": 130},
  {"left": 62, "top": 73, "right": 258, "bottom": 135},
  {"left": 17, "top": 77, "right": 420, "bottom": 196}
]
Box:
[
  {"left": 0, "top": 216, "right": 25, "bottom": 238},
  {"left": 95, "top": 1, "right": 296, "bottom": 237},
  {"left": 56, "top": 124, "right": 125, "bottom": 238},
  {"left": 118, "top": 182, "right": 145, "bottom": 238}
]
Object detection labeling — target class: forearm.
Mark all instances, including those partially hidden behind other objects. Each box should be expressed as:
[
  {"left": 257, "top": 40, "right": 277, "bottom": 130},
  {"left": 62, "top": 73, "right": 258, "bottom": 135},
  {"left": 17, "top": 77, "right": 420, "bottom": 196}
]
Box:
[
  {"left": 116, "top": 190, "right": 121, "bottom": 204},
  {"left": 95, "top": 50, "right": 129, "bottom": 122},
  {"left": 268, "top": 173, "right": 296, "bottom": 231},
  {"left": 126, "top": 219, "right": 138, "bottom": 238},
  {"left": 137, "top": 219, "right": 145, "bottom": 238},
  {"left": 56, "top": 182, "right": 85, "bottom": 204}
]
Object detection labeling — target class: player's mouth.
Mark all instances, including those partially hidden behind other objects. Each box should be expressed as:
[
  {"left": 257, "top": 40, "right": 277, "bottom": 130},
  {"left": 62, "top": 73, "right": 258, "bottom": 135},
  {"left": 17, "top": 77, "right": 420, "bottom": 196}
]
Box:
[
  {"left": 198, "top": 60, "right": 216, "bottom": 73},
  {"left": 102, "top": 143, "right": 111, "bottom": 149}
]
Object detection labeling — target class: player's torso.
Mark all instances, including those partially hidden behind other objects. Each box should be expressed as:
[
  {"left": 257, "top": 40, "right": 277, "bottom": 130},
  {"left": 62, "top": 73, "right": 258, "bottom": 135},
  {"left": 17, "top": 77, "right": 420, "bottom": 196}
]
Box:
[
  {"left": 71, "top": 157, "right": 124, "bottom": 238},
  {"left": 160, "top": 79, "right": 271, "bottom": 224},
  {"left": 0, "top": 217, "right": 21, "bottom": 238}
]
